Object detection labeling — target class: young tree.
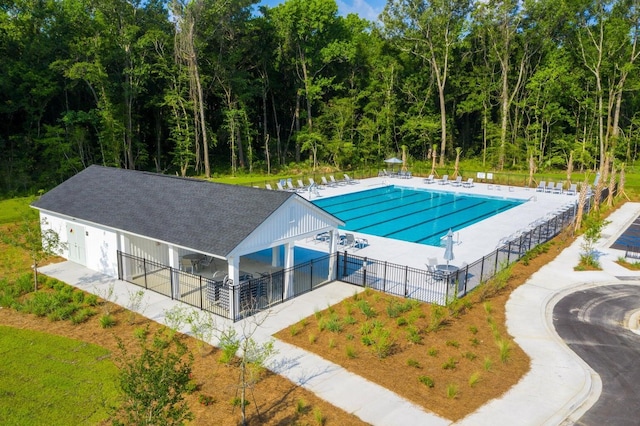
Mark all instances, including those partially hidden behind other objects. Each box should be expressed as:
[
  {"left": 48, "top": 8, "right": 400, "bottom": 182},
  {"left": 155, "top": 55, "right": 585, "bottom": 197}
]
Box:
[{"left": 114, "top": 329, "right": 194, "bottom": 425}]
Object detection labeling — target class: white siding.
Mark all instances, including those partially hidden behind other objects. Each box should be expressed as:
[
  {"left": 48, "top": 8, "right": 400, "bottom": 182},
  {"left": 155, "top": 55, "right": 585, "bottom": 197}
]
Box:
[
  {"left": 126, "top": 234, "right": 170, "bottom": 266},
  {"left": 232, "top": 198, "right": 338, "bottom": 256}
]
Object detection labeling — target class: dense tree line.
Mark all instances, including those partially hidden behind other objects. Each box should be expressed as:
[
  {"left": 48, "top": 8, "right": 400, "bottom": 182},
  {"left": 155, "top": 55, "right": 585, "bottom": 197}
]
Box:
[{"left": 1, "top": 0, "right": 639, "bottom": 194}]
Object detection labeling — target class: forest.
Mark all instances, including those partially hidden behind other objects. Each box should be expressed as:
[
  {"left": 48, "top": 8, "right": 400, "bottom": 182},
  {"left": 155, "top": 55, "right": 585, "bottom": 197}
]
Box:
[{"left": 1, "top": 0, "right": 639, "bottom": 195}]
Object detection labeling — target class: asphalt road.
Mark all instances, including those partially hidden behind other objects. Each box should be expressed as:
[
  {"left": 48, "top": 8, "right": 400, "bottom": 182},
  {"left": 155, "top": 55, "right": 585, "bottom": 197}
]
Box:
[{"left": 553, "top": 284, "right": 640, "bottom": 425}]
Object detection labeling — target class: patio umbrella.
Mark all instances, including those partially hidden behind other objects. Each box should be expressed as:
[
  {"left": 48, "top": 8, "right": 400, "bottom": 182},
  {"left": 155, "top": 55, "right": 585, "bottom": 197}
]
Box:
[
  {"left": 443, "top": 229, "right": 455, "bottom": 267},
  {"left": 384, "top": 157, "right": 403, "bottom": 172}
]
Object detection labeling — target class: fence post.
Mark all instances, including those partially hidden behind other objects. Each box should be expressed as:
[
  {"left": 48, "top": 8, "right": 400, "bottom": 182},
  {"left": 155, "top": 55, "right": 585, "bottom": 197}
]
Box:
[
  {"left": 342, "top": 251, "right": 348, "bottom": 277},
  {"left": 143, "top": 258, "right": 148, "bottom": 289},
  {"left": 362, "top": 257, "right": 367, "bottom": 287},
  {"left": 199, "top": 276, "right": 203, "bottom": 309},
  {"left": 310, "top": 259, "right": 314, "bottom": 291},
  {"left": 404, "top": 265, "right": 408, "bottom": 297},
  {"left": 480, "top": 254, "right": 485, "bottom": 284},
  {"left": 383, "top": 261, "right": 387, "bottom": 292},
  {"left": 169, "top": 267, "right": 174, "bottom": 300},
  {"left": 117, "top": 251, "right": 122, "bottom": 280}
]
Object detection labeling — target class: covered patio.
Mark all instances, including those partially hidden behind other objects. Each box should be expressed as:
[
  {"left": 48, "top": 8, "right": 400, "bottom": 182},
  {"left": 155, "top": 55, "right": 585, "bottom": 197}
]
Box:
[{"left": 32, "top": 166, "right": 344, "bottom": 320}]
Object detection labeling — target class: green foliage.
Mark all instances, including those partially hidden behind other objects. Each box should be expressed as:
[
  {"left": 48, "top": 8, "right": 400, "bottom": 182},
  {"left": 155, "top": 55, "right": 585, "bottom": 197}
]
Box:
[
  {"left": 418, "top": 375, "right": 435, "bottom": 388},
  {"left": 446, "top": 383, "right": 459, "bottom": 399},
  {"left": 579, "top": 214, "right": 611, "bottom": 269},
  {"left": 406, "top": 358, "right": 421, "bottom": 368},
  {"left": 442, "top": 357, "right": 458, "bottom": 370},
  {"left": 0, "top": 326, "right": 118, "bottom": 424},
  {"left": 99, "top": 314, "right": 116, "bottom": 328},
  {"left": 346, "top": 345, "right": 357, "bottom": 358},
  {"left": 428, "top": 347, "right": 439, "bottom": 357},
  {"left": 114, "top": 330, "right": 194, "bottom": 425},
  {"left": 469, "top": 372, "right": 482, "bottom": 387},
  {"left": 356, "top": 299, "right": 376, "bottom": 318},
  {"left": 218, "top": 328, "right": 240, "bottom": 364},
  {"left": 427, "top": 306, "right": 448, "bottom": 332}
]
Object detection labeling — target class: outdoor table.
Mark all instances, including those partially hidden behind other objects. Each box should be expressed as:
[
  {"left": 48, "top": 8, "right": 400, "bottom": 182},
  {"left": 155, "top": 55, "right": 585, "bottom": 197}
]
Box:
[
  {"left": 436, "top": 264, "right": 458, "bottom": 273},
  {"left": 183, "top": 253, "right": 204, "bottom": 271}
]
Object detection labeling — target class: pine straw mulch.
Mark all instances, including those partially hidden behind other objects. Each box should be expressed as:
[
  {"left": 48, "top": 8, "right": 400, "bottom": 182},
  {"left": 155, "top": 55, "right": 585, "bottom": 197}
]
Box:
[{"left": 276, "top": 229, "right": 576, "bottom": 421}]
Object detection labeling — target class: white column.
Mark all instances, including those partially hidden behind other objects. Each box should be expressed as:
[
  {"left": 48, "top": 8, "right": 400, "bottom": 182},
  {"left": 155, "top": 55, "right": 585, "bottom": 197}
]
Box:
[
  {"left": 227, "top": 257, "right": 240, "bottom": 320},
  {"left": 283, "top": 242, "right": 295, "bottom": 298},
  {"left": 271, "top": 246, "right": 281, "bottom": 267},
  {"left": 328, "top": 229, "right": 337, "bottom": 281},
  {"left": 169, "top": 245, "right": 180, "bottom": 299},
  {"left": 117, "top": 232, "right": 129, "bottom": 280}
]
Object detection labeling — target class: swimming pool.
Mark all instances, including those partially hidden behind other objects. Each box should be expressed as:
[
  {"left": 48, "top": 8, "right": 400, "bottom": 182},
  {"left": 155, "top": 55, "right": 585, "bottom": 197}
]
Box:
[{"left": 313, "top": 185, "right": 523, "bottom": 246}]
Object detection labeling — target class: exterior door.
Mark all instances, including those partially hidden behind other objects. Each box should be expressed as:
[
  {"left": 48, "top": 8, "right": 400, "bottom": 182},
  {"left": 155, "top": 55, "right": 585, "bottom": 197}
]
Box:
[{"left": 66, "top": 223, "right": 86, "bottom": 265}]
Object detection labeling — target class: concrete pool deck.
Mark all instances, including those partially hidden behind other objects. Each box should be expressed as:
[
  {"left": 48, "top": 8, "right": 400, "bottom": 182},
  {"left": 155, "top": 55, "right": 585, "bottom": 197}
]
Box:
[{"left": 296, "top": 176, "right": 578, "bottom": 270}]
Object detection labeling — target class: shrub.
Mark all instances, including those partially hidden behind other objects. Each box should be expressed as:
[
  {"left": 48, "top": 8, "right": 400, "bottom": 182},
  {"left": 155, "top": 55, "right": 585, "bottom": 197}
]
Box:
[
  {"left": 427, "top": 306, "right": 448, "bottom": 332},
  {"left": 344, "top": 315, "right": 357, "bottom": 325},
  {"left": 469, "top": 325, "right": 478, "bottom": 334},
  {"left": 218, "top": 329, "right": 239, "bottom": 364},
  {"left": 446, "top": 383, "right": 459, "bottom": 399},
  {"left": 99, "top": 314, "right": 116, "bottom": 328},
  {"left": 396, "top": 317, "right": 408, "bottom": 326},
  {"left": 85, "top": 294, "right": 99, "bottom": 306},
  {"left": 498, "top": 339, "right": 511, "bottom": 363},
  {"left": 357, "top": 299, "right": 376, "bottom": 318},
  {"left": 427, "top": 347, "right": 438, "bottom": 357},
  {"left": 70, "top": 307, "right": 96, "bottom": 324},
  {"left": 442, "top": 357, "right": 458, "bottom": 370},
  {"left": 346, "top": 345, "right": 357, "bottom": 359},
  {"left": 406, "top": 358, "right": 421, "bottom": 368},
  {"left": 296, "top": 399, "right": 307, "bottom": 414},
  {"left": 470, "top": 337, "right": 481, "bottom": 347},
  {"left": 463, "top": 351, "right": 478, "bottom": 361},
  {"left": 418, "top": 375, "right": 434, "bottom": 388},
  {"left": 483, "top": 357, "right": 493, "bottom": 371},
  {"left": 290, "top": 324, "right": 300, "bottom": 336},
  {"left": 314, "top": 408, "right": 326, "bottom": 425},
  {"left": 469, "top": 372, "right": 481, "bottom": 387},
  {"left": 198, "top": 394, "right": 214, "bottom": 406},
  {"left": 445, "top": 340, "right": 459, "bottom": 348},
  {"left": 308, "top": 333, "right": 317, "bottom": 344},
  {"left": 406, "top": 326, "right": 422, "bottom": 344}
]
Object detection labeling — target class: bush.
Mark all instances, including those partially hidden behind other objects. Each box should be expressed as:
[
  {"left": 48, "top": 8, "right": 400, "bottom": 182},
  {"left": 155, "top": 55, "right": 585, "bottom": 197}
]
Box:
[
  {"left": 99, "top": 314, "right": 116, "bottom": 328},
  {"left": 418, "top": 375, "right": 434, "bottom": 388}
]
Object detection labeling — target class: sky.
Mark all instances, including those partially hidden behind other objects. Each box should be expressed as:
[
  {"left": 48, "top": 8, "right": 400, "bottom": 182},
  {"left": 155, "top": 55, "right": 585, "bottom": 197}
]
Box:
[{"left": 257, "top": 0, "right": 385, "bottom": 23}]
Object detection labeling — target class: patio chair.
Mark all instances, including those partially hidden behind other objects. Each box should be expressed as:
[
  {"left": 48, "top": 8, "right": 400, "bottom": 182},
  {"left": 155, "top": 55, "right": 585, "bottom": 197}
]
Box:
[
  {"left": 276, "top": 181, "right": 285, "bottom": 191},
  {"left": 285, "top": 179, "right": 297, "bottom": 192},
  {"left": 265, "top": 183, "right": 273, "bottom": 190},
  {"left": 423, "top": 174, "right": 435, "bottom": 184},
  {"left": 297, "top": 179, "right": 307, "bottom": 191},
  {"left": 330, "top": 175, "right": 345, "bottom": 186},
  {"left": 535, "top": 181, "right": 546, "bottom": 192},
  {"left": 344, "top": 174, "right": 358, "bottom": 184},
  {"left": 354, "top": 236, "right": 369, "bottom": 249},
  {"left": 180, "top": 258, "right": 194, "bottom": 273},
  {"left": 199, "top": 255, "right": 213, "bottom": 270},
  {"left": 308, "top": 177, "right": 318, "bottom": 188},
  {"left": 566, "top": 183, "right": 577, "bottom": 196},
  {"left": 462, "top": 178, "right": 474, "bottom": 188},
  {"left": 438, "top": 175, "right": 449, "bottom": 185},
  {"left": 451, "top": 176, "right": 463, "bottom": 187},
  {"left": 545, "top": 181, "right": 555, "bottom": 193},
  {"left": 378, "top": 169, "right": 390, "bottom": 177},
  {"left": 553, "top": 182, "right": 563, "bottom": 194},
  {"left": 320, "top": 176, "right": 332, "bottom": 187}
]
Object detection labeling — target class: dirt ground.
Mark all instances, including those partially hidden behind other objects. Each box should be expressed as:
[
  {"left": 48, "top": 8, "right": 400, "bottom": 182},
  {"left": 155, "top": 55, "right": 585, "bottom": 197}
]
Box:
[{"left": 1, "top": 226, "right": 576, "bottom": 424}]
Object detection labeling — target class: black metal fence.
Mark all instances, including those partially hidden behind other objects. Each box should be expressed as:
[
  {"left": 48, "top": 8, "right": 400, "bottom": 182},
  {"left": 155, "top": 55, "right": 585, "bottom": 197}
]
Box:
[
  {"left": 117, "top": 189, "right": 607, "bottom": 318},
  {"left": 117, "top": 251, "right": 333, "bottom": 321},
  {"left": 338, "top": 200, "right": 580, "bottom": 304}
]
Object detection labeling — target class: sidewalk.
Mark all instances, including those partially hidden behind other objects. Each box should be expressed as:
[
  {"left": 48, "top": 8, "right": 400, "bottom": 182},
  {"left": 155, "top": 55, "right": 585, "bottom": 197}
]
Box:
[{"left": 39, "top": 202, "right": 640, "bottom": 426}]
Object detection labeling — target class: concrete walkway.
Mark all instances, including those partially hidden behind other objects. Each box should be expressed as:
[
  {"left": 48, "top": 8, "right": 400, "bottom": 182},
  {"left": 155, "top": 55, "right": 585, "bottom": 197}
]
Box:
[{"left": 39, "top": 202, "right": 640, "bottom": 426}]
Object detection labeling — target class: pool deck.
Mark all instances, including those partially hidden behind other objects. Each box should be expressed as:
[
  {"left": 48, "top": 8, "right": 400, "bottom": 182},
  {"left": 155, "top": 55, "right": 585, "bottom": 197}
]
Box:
[{"left": 296, "top": 176, "right": 578, "bottom": 270}]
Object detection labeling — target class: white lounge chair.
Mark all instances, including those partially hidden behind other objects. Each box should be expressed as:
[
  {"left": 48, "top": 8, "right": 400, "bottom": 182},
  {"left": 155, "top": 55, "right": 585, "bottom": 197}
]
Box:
[
  {"left": 424, "top": 175, "right": 435, "bottom": 184},
  {"left": 297, "top": 179, "right": 307, "bottom": 191},
  {"left": 321, "top": 176, "right": 335, "bottom": 187},
  {"left": 265, "top": 183, "right": 273, "bottom": 190},
  {"left": 354, "top": 236, "right": 369, "bottom": 249},
  {"left": 344, "top": 174, "right": 358, "bottom": 184},
  {"left": 566, "top": 183, "right": 577, "bottom": 196},
  {"left": 276, "top": 181, "right": 286, "bottom": 191},
  {"left": 330, "top": 175, "right": 345, "bottom": 186},
  {"left": 462, "top": 178, "right": 474, "bottom": 188},
  {"left": 438, "top": 175, "right": 449, "bottom": 185},
  {"left": 553, "top": 182, "right": 563, "bottom": 194},
  {"left": 451, "top": 176, "right": 463, "bottom": 186},
  {"left": 535, "top": 181, "right": 546, "bottom": 192},
  {"left": 545, "top": 181, "right": 555, "bottom": 193},
  {"left": 286, "top": 179, "right": 297, "bottom": 192}
]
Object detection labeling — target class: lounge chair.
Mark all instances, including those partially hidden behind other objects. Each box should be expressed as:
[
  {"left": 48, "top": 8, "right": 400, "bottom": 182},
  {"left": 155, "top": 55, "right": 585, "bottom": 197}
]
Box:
[
  {"left": 276, "top": 181, "right": 285, "bottom": 191},
  {"left": 378, "top": 169, "right": 390, "bottom": 177},
  {"left": 566, "top": 183, "right": 577, "bottom": 196},
  {"left": 344, "top": 174, "right": 358, "bottom": 184},
  {"left": 321, "top": 176, "right": 335, "bottom": 187},
  {"left": 297, "top": 179, "right": 307, "bottom": 191},
  {"left": 313, "top": 232, "right": 330, "bottom": 243},
  {"left": 451, "top": 176, "right": 463, "bottom": 187},
  {"left": 545, "top": 181, "right": 555, "bottom": 193},
  {"left": 330, "top": 175, "right": 345, "bottom": 186},
  {"left": 462, "top": 178, "right": 474, "bottom": 188},
  {"left": 180, "top": 258, "right": 195, "bottom": 273},
  {"left": 308, "top": 177, "right": 318, "bottom": 188},
  {"left": 424, "top": 175, "right": 435, "bottom": 184},
  {"left": 438, "top": 175, "right": 449, "bottom": 185},
  {"left": 285, "top": 179, "right": 297, "bottom": 192},
  {"left": 265, "top": 183, "right": 273, "bottom": 190},
  {"left": 354, "top": 236, "right": 369, "bottom": 249},
  {"left": 535, "top": 181, "right": 546, "bottom": 192},
  {"left": 553, "top": 182, "right": 563, "bottom": 194}
]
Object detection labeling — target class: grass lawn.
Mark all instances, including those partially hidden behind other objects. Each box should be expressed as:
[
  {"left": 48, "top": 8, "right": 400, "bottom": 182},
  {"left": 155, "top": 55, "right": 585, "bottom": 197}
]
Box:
[
  {"left": 0, "top": 196, "right": 37, "bottom": 224},
  {"left": 0, "top": 325, "right": 119, "bottom": 425}
]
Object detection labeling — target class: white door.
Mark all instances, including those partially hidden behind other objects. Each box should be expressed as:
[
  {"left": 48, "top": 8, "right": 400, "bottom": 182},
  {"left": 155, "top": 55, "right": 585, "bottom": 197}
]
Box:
[{"left": 66, "top": 223, "right": 86, "bottom": 265}]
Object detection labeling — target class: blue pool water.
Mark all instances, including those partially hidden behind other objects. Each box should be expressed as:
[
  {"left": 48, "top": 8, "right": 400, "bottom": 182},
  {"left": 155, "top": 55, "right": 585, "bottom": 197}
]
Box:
[{"left": 313, "top": 186, "right": 523, "bottom": 246}]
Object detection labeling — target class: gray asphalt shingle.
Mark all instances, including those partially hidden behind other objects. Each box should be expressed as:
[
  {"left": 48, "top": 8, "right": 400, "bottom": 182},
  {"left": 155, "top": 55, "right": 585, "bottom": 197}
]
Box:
[{"left": 32, "top": 165, "right": 296, "bottom": 257}]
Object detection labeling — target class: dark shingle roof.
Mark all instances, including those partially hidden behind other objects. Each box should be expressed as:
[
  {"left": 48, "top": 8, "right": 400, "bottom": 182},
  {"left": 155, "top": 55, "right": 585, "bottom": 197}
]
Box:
[{"left": 32, "top": 165, "right": 299, "bottom": 257}]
